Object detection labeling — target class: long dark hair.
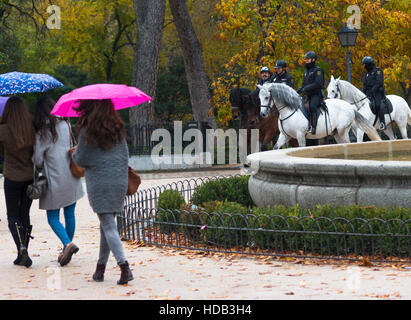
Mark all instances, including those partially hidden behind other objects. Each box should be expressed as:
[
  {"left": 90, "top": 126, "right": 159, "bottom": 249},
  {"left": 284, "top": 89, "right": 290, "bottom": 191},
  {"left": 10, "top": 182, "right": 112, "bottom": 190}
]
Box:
[
  {"left": 74, "top": 99, "right": 126, "bottom": 150},
  {"left": 0, "top": 96, "right": 35, "bottom": 149},
  {"left": 33, "top": 96, "right": 58, "bottom": 143}
]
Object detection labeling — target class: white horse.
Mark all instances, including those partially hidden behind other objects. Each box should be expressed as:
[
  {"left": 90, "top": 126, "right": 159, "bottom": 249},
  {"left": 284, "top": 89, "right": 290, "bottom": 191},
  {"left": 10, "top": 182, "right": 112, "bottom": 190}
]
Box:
[
  {"left": 258, "top": 82, "right": 381, "bottom": 148},
  {"left": 327, "top": 76, "right": 411, "bottom": 141}
]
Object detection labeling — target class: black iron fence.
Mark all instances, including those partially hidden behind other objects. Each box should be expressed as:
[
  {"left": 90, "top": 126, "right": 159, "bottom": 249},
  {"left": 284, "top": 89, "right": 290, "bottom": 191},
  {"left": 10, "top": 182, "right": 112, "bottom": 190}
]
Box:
[{"left": 118, "top": 176, "right": 411, "bottom": 263}]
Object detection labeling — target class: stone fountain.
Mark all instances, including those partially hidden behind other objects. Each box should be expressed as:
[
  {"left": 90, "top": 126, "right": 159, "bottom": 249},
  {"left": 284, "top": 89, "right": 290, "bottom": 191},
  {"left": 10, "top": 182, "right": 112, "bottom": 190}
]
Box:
[{"left": 247, "top": 140, "right": 411, "bottom": 209}]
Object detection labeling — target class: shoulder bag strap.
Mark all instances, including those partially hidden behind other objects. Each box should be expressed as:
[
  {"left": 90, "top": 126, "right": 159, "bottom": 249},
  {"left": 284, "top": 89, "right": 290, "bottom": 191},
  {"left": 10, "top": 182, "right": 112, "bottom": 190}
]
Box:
[{"left": 66, "top": 120, "right": 76, "bottom": 147}]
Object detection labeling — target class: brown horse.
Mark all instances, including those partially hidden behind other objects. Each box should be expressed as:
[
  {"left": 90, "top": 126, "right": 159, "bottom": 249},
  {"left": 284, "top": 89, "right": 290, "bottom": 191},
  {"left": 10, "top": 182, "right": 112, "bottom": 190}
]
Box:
[{"left": 230, "top": 87, "right": 298, "bottom": 151}]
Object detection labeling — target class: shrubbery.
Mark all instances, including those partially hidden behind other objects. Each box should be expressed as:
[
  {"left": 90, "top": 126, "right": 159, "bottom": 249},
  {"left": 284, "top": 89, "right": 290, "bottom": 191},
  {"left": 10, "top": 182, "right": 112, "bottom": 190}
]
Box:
[
  {"left": 154, "top": 176, "right": 411, "bottom": 257},
  {"left": 157, "top": 189, "right": 186, "bottom": 234},
  {"left": 190, "top": 175, "right": 253, "bottom": 207},
  {"left": 158, "top": 189, "right": 185, "bottom": 210}
]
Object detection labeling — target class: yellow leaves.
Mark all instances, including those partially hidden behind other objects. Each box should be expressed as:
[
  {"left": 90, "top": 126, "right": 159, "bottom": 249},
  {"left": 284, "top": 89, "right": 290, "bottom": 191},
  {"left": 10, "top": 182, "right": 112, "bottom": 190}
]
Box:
[{"left": 219, "top": 32, "right": 227, "bottom": 42}]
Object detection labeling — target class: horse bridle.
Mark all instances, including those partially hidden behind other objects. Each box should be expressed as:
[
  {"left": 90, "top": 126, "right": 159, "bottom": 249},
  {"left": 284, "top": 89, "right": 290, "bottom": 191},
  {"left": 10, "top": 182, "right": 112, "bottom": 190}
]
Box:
[
  {"left": 261, "top": 92, "right": 294, "bottom": 118},
  {"left": 261, "top": 91, "right": 299, "bottom": 140},
  {"left": 335, "top": 82, "right": 368, "bottom": 109}
]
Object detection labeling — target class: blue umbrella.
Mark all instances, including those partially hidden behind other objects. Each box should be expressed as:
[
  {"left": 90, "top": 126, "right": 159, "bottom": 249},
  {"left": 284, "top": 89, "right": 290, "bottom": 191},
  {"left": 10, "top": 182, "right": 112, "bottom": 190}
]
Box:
[
  {"left": 0, "top": 96, "right": 10, "bottom": 116},
  {"left": 0, "top": 71, "right": 65, "bottom": 95}
]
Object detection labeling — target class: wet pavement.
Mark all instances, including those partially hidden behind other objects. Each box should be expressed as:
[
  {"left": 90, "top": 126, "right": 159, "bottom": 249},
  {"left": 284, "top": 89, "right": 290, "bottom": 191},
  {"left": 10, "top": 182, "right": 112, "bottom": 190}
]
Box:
[{"left": 0, "top": 169, "right": 410, "bottom": 301}]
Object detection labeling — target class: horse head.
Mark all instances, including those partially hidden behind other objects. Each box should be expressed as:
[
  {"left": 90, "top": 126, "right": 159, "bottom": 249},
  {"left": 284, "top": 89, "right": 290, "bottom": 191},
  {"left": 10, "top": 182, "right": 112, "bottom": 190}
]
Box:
[
  {"left": 257, "top": 84, "right": 274, "bottom": 118},
  {"left": 327, "top": 75, "right": 342, "bottom": 99},
  {"left": 246, "top": 88, "right": 261, "bottom": 125},
  {"left": 229, "top": 87, "right": 262, "bottom": 127},
  {"left": 229, "top": 87, "right": 248, "bottom": 121}
]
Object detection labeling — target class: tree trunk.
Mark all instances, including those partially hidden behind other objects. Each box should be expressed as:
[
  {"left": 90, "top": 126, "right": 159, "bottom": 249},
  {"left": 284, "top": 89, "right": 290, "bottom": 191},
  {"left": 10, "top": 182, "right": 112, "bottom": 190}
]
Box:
[
  {"left": 130, "top": 0, "right": 166, "bottom": 131},
  {"left": 169, "top": 0, "right": 217, "bottom": 129}
]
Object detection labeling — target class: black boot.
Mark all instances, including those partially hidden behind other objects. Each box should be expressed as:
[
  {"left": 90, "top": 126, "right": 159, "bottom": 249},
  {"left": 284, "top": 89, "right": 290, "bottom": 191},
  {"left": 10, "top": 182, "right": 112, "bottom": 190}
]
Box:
[
  {"left": 310, "top": 111, "right": 318, "bottom": 135},
  {"left": 117, "top": 261, "right": 133, "bottom": 285},
  {"left": 13, "top": 253, "right": 22, "bottom": 265},
  {"left": 92, "top": 264, "right": 106, "bottom": 282},
  {"left": 15, "top": 224, "right": 33, "bottom": 268},
  {"left": 9, "top": 221, "right": 22, "bottom": 265}
]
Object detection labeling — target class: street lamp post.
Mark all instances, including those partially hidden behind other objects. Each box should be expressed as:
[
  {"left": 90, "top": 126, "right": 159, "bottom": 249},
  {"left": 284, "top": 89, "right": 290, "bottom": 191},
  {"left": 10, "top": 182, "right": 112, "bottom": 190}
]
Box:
[{"left": 337, "top": 24, "right": 359, "bottom": 83}]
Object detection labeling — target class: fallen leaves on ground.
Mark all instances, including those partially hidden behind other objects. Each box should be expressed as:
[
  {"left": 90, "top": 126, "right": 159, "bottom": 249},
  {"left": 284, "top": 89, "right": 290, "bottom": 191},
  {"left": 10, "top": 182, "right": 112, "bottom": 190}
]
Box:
[{"left": 122, "top": 232, "right": 410, "bottom": 272}]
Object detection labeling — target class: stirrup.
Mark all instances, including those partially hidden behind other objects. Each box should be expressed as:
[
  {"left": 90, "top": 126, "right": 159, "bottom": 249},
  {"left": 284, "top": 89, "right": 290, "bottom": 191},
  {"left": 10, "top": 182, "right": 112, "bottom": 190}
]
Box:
[
  {"left": 308, "top": 125, "right": 316, "bottom": 135},
  {"left": 379, "top": 123, "right": 386, "bottom": 131}
]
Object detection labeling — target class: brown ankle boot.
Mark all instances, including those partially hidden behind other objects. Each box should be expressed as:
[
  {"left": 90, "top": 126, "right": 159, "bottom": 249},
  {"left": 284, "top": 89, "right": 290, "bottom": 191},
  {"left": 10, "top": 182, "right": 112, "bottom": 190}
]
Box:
[
  {"left": 59, "top": 242, "right": 79, "bottom": 266},
  {"left": 92, "top": 264, "right": 106, "bottom": 282},
  {"left": 117, "top": 261, "right": 133, "bottom": 285}
]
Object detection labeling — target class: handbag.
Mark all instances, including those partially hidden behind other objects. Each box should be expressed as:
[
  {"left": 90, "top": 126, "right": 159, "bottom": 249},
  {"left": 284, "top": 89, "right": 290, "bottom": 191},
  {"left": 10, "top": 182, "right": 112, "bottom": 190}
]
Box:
[
  {"left": 67, "top": 121, "right": 85, "bottom": 178},
  {"left": 26, "top": 166, "right": 48, "bottom": 200},
  {"left": 127, "top": 166, "right": 141, "bottom": 195}
]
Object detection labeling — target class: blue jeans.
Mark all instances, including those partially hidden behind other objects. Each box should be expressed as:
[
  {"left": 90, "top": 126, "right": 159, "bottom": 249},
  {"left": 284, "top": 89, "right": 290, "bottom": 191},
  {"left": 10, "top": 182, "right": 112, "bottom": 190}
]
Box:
[{"left": 47, "top": 203, "right": 76, "bottom": 250}]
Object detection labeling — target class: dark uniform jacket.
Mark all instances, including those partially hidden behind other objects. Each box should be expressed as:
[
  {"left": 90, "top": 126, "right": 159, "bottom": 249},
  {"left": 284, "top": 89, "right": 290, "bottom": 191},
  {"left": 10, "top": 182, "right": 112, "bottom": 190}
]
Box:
[
  {"left": 273, "top": 71, "right": 294, "bottom": 88},
  {"left": 257, "top": 74, "right": 274, "bottom": 87},
  {"left": 362, "top": 65, "right": 384, "bottom": 97},
  {"left": 299, "top": 63, "right": 324, "bottom": 97}
]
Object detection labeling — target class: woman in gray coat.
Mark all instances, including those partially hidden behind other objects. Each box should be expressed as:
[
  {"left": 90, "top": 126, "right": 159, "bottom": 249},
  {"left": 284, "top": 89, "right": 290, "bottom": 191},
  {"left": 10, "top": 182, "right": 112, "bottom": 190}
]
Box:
[
  {"left": 32, "top": 97, "right": 84, "bottom": 266},
  {"left": 72, "top": 99, "right": 133, "bottom": 285}
]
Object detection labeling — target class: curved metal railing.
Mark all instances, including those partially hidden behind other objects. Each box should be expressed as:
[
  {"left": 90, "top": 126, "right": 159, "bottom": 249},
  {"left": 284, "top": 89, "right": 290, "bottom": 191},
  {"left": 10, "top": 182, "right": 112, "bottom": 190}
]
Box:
[{"left": 118, "top": 176, "right": 411, "bottom": 263}]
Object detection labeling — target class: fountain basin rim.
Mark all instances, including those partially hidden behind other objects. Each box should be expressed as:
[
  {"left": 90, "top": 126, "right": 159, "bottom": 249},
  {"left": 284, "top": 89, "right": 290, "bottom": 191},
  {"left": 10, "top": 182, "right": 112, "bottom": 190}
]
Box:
[{"left": 247, "top": 140, "right": 411, "bottom": 176}]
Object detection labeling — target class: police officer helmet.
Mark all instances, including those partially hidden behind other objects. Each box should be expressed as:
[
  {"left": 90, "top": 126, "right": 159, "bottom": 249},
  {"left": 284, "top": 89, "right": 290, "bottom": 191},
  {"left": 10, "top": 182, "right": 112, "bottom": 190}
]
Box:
[
  {"left": 274, "top": 60, "right": 287, "bottom": 69},
  {"left": 260, "top": 66, "right": 271, "bottom": 74},
  {"left": 304, "top": 51, "right": 317, "bottom": 60},
  {"left": 361, "top": 56, "right": 374, "bottom": 65}
]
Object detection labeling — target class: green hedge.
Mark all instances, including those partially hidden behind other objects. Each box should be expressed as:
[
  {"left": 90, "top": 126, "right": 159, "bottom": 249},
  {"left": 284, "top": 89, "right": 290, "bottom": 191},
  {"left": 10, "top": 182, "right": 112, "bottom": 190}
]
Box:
[
  {"left": 155, "top": 201, "right": 411, "bottom": 257},
  {"left": 157, "top": 189, "right": 186, "bottom": 234},
  {"left": 190, "top": 175, "right": 253, "bottom": 207}
]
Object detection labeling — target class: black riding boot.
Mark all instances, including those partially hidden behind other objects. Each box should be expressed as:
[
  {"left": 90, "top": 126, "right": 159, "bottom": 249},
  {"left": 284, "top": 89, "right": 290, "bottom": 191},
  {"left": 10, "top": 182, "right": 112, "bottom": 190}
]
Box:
[
  {"left": 15, "top": 224, "right": 33, "bottom": 268},
  {"left": 310, "top": 111, "right": 318, "bottom": 135},
  {"left": 9, "top": 222, "right": 22, "bottom": 265}
]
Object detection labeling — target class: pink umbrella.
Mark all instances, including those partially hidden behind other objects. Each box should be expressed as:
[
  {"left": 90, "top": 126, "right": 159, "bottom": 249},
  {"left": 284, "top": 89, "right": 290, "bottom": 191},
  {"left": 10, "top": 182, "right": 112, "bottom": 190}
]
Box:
[{"left": 50, "top": 83, "right": 152, "bottom": 117}]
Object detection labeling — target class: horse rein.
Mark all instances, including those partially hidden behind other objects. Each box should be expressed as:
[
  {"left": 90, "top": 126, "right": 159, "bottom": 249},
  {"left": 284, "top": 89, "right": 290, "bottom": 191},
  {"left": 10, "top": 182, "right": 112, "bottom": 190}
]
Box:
[
  {"left": 262, "top": 92, "right": 297, "bottom": 139},
  {"left": 262, "top": 93, "right": 296, "bottom": 121},
  {"left": 335, "top": 82, "right": 368, "bottom": 109}
]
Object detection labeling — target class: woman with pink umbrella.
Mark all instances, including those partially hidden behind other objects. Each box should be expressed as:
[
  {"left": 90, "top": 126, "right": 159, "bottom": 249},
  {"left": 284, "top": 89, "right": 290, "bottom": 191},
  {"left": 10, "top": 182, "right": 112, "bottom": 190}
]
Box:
[{"left": 51, "top": 84, "right": 151, "bottom": 285}]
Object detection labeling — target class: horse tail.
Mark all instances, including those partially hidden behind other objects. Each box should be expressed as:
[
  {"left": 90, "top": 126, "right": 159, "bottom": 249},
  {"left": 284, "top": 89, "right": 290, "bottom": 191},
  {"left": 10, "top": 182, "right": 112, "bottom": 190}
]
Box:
[{"left": 353, "top": 110, "right": 382, "bottom": 141}]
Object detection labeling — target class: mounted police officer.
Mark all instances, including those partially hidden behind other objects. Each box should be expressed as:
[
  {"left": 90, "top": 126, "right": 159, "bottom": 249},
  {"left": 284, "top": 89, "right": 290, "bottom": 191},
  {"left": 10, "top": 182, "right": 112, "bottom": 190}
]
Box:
[
  {"left": 273, "top": 60, "right": 294, "bottom": 88},
  {"left": 256, "top": 66, "right": 274, "bottom": 88},
  {"left": 297, "top": 51, "right": 325, "bottom": 135},
  {"left": 361, "top": 56, "right": 386, "bottom": 131}
]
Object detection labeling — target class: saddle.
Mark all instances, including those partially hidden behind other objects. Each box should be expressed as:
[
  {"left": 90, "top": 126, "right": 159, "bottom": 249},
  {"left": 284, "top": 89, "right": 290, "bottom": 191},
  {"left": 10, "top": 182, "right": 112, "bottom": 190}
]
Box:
[
  {"left": 369, "top": 97, "right": 393, "bottom": 115},
  {"left": 301, "top": 98, "right": 327, "bottom": 121}
]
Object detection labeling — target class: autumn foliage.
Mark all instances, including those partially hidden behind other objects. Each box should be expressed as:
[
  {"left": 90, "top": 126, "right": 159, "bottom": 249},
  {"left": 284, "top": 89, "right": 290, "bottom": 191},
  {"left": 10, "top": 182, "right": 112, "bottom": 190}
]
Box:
[{"left": 210, "top": 0, "right": 411, "bottom": 125}]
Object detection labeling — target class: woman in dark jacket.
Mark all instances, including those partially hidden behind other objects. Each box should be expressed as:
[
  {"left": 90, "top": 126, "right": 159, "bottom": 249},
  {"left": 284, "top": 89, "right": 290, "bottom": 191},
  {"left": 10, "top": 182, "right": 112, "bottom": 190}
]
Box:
[
  {"left": 0, "top": 96, "right": 36, "bottom": 267},
  {"left": 72, "top": 99, "right": 133, "bottom": 285}
]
